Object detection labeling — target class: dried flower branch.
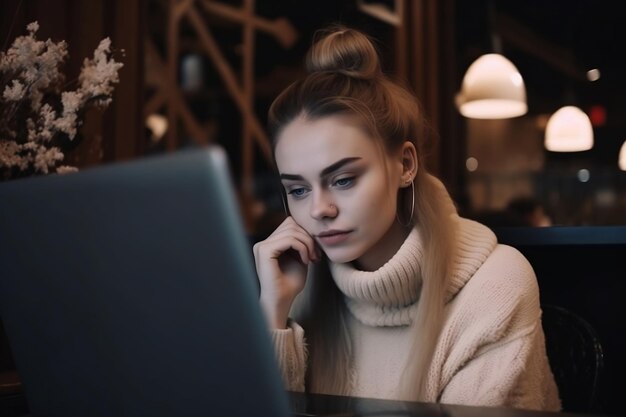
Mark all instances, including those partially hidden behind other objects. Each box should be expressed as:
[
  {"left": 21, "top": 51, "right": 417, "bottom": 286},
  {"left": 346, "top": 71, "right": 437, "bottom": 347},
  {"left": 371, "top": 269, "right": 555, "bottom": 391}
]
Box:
[{"left": 0, "top": 22, "right": 123, "bottom": 180}]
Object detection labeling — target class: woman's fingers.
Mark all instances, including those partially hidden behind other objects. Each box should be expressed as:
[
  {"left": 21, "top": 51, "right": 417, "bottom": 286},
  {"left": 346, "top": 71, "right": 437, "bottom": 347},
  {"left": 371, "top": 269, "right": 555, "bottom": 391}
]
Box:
[
  {"left": 271, "top": 217, "right": 318, "bottom": 261},
  {"left": 252, "top": 217, "right": 315, "bottom": 329},
  {"left": 257, "top": 234, "right": 313, "bottom": 265}
]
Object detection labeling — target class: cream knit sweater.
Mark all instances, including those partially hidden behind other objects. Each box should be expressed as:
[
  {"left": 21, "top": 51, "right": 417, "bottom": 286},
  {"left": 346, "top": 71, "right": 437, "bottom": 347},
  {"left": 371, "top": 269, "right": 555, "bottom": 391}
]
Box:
[{"left": 271, "top": 218, "right": 561, "bottom": 411}]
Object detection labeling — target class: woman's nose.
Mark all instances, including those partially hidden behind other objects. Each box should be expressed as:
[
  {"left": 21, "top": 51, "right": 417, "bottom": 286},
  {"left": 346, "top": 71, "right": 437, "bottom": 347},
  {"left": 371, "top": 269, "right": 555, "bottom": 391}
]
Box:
[{"left": 310, "top": 191, "right": 338, "bottom": 220}]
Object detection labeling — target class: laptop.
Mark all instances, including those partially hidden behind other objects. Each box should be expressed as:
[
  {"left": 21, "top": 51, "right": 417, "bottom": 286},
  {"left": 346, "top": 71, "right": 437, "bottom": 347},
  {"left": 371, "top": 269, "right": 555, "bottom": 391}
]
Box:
[{"left": 0, "top": 146, "right": 292, "bottom": 417}]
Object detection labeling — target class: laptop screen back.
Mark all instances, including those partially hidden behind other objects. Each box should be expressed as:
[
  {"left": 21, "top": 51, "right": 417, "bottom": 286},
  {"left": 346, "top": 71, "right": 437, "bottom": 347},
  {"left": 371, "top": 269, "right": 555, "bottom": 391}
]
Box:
[{"left": 0, "top": 147, "right": 291, "bottom": 417}]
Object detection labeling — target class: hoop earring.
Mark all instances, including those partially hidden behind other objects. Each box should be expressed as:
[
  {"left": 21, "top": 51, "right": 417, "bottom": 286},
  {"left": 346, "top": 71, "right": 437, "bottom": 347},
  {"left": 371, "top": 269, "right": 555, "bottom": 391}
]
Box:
[{"left": 396, "top": 180, "right": 415, "bottom": 227}]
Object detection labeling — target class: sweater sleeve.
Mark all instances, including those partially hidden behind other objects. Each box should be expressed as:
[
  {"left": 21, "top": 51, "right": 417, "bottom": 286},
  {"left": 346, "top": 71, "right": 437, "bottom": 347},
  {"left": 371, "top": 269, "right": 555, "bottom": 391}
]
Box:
[
  {"left": 437, "top": 244, "right": 561, "bottom": 411},
  {"left": 440, "top": 321, "right": 561, "bottom": 411},
  {"left": 270, "top": 319, "right": 308, "bottom": 392}
]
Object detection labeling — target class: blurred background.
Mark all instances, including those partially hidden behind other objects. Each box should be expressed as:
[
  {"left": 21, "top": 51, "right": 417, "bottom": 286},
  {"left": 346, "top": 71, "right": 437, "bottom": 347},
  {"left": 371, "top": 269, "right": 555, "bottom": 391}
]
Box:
[
  {"left": 2, "top": 2, "right": 626, "bottom": 415},
  {"left": 2, "top": 0, "right": 626, "bottom": 236}
]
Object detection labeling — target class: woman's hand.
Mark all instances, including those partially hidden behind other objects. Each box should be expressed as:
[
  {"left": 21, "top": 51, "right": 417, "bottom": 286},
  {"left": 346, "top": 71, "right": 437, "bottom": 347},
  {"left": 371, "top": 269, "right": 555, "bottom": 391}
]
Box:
[{"left": 253, "top": 217, "right": 319, "bottom": 329}]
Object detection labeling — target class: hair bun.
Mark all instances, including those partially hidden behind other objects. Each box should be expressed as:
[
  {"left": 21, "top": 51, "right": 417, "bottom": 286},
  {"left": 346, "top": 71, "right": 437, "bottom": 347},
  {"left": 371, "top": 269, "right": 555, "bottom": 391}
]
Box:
[{"left": 305, "top": 26, "right": 381, "bottom": 80}]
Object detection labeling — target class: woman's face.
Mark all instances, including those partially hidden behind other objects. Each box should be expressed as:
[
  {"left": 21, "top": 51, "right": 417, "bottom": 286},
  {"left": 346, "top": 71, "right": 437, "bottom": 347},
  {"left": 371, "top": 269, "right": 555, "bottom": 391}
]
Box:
[{"left": 275, "top": 114, "right": 407, "bottom": 270}]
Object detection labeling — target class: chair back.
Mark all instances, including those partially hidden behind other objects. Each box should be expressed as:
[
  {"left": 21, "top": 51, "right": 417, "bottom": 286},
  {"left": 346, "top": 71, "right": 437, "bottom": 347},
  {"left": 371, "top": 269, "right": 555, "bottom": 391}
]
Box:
[{"left": 541, "top": 304, "right": 604, "bottom": 413}]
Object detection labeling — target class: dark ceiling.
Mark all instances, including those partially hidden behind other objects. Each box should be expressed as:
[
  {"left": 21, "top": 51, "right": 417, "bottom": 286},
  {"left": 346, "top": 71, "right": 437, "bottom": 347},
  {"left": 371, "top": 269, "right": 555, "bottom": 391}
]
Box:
[{"left": 456, "top": 0, "right": 626, "bottom": 121}]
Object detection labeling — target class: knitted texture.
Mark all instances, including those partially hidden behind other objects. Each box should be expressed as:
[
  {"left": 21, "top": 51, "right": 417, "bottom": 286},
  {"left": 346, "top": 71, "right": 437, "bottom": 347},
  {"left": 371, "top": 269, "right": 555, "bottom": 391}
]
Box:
[
  {"left": 329, "top": 218, "right": 497, "bottom": 326},
  {"left": 271, "top": 320, "right": 307, "bottom": 391},
  {"left": 270, "top": 218, "right": 561, "bottom": 410}
]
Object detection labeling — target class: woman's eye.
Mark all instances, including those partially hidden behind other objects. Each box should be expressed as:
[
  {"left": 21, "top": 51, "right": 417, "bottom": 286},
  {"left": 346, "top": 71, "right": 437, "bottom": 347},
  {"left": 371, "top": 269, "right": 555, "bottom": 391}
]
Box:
[
  {"left": 333, "top": 177, "right": 355, "bottom": 188},
  {"left": 287, "top": 187, "right": 308, "bottom": 198}
]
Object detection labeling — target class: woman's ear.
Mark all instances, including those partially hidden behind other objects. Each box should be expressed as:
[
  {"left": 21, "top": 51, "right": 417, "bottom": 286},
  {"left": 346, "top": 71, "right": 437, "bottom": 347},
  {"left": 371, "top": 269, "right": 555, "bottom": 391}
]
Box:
[{"left": 400, "top": 141, "right": 418, "bottom": 186}]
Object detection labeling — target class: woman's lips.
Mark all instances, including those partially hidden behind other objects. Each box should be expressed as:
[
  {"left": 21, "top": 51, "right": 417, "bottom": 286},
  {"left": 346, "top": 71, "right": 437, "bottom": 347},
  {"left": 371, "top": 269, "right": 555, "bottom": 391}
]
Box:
[{"left": 317, "top": 230, "right": 351, "bottom": 245}]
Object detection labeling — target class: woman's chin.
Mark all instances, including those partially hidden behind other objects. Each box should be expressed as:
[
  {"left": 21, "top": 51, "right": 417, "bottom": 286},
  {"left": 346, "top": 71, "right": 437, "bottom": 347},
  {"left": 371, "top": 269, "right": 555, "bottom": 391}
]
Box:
[{"left": 322, "top": 248, "right": 360, "bottom": 265}]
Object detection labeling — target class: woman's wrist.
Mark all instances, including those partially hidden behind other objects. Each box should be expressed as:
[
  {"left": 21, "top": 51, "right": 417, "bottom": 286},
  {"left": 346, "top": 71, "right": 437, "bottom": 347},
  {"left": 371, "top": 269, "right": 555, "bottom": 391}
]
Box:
[{"left": 260, "top": 294, "right": 291, "bottom": 329}]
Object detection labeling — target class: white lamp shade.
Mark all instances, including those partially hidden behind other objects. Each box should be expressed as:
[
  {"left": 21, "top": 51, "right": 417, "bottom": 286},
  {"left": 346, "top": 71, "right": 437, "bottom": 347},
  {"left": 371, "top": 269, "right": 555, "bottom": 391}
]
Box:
[
  {"left": 544, "top": 106, "right": 594, "bottom": 152},
  {"left": 619, "top": 141, "right": 626, "bottom": 171},
  {"left": 456, "top": 53, "right": 527, "bottom": 119}
]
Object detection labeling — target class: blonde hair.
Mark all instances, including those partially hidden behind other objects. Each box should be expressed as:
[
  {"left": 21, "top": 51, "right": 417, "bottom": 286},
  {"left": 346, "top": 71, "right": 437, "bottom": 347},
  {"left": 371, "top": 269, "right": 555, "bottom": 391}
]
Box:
[{"left": 268, "top": 25, "right": 458, "bottom": 401}]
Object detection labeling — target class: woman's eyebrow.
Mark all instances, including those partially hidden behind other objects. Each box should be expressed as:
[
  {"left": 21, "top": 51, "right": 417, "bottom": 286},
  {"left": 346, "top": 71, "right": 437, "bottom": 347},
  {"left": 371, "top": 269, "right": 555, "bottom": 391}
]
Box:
[
  {"left": 320, "top": 157, "right": 361, "bottom": 177},
  {"left": 279, "top": 173, "right": 304, "bottom": 181},
  {"left": 279, "top": 157, "right": 362, "bottom": 181}
]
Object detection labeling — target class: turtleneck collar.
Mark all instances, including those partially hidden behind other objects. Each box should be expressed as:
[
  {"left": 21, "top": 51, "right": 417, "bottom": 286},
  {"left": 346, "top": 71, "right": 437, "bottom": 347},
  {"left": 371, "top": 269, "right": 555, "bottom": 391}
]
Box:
[{"left": 329, "top": 217, "right": 497, "bottom": 327}]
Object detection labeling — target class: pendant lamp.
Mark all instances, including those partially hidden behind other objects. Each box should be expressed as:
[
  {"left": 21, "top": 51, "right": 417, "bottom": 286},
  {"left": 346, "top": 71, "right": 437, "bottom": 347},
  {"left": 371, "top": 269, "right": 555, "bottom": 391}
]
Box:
[
  {"left": 544, "top": 106, "right": 594, "bottom": 152},
  {"left": 619, "top": 140, "right": 626, "bottom": 171},
  {"left": 456, "top": 53, "right": 528, "bottom": 119}
]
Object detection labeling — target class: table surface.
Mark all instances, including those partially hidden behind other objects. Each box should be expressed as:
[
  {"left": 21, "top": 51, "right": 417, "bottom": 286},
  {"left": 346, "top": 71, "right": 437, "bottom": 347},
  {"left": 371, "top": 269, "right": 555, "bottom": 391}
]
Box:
[
  {"left": 1, "top": 390, "right": 619, "bottom": 417},
  {"left": 288, "top": 392, "right": 618, "bottom": 417}
]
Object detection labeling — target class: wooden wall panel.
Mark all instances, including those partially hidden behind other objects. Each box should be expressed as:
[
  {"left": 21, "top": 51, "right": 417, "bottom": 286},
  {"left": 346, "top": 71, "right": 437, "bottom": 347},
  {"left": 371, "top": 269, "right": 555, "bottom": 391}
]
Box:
[{"left": 397, "top": 0, "right": 465, "bottom": 200}]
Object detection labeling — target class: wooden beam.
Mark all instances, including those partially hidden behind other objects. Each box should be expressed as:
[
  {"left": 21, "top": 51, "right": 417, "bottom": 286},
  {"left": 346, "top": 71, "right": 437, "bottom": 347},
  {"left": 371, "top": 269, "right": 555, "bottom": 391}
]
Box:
[
  {"left": 200, "top": 0, "right": 298, "bottom": 48},
  {"left": 185, "top": 4, "right": 272, "bottom": 162}
]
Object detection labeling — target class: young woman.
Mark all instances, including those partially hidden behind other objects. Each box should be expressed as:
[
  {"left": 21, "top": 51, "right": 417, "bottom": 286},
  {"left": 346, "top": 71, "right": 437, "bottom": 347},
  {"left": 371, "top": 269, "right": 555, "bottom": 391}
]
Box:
[{"left": 253, "top": 25, "right": 560, "bottom": 410}]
